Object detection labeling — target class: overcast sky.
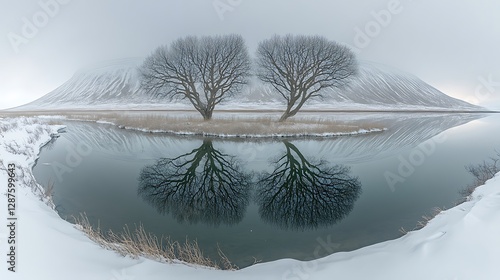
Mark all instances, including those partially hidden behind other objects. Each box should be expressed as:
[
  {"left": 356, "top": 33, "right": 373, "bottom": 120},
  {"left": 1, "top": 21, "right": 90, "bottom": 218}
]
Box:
[{"left": 1, "top": 0, "right": 500, "bottom": 110}]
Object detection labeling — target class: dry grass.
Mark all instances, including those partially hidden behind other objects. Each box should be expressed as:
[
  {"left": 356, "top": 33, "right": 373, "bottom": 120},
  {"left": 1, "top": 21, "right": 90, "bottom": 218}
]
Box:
[
  {"left": 73, "top": 213, "right": 237, "bottom": 270},
  {"left": 1, "top": 110, "right": 383, "bottom": 137},
  {"left": 42, "top": 179, "right": 55, "bottom": 201},
  {"left": 459, "top": 151, "right": 500, "bottom": 202},
  {"left": 399, "top": 207, "right": 445, "bottom": 235},
  {"left": 0, "top": 119, "right": 19, "bottom": 133},
  {"left": 108, "top": 115, "right": 378, "bottom": 136},
  {"left": 415, "top": 207, "right": 444, "bottom": 229}
]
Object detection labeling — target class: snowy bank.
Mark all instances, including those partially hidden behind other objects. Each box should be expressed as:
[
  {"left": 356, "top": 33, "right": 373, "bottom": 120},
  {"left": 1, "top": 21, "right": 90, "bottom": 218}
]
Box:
[
  {"left": 2, "top": 112, "right": 387, "bottom": 138},
  {"left": 0, "top": 117, "right": 499, "bottom": 280}
]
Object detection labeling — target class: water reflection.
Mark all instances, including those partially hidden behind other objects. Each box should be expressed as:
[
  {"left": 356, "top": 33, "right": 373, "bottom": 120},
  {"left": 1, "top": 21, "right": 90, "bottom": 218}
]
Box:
[
  {"left": 138, "top": 140, "right": 252, "bottom": 226},
  {"left": 138, "top": 139, "right": 362, "bottom": 230},
  {"left": 32, "top": 113, "right": 497, "bottom": 267},
  {"left": 57, "top": 114, "right": 485, "bottom": 163},
  {"left": 256, "top": 141, "right": 362, "bottom": 230}
]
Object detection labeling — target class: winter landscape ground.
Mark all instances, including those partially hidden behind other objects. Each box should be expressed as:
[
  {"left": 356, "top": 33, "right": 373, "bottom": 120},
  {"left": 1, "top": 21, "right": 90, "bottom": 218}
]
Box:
[
  {"left": 0, "top": 55, "right": 499, "bottom": 279},
  {"left": 2, "top": 0, "right": 500, "bottom": 278},
  {"left": 0, "top": 116, "right": 499, "bottom": 280}
]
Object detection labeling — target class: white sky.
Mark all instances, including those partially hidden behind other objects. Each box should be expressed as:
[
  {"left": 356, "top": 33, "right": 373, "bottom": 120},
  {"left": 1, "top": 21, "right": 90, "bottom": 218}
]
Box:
[{"left": 1, "top": 0, "right": 500, "bottom": 110}]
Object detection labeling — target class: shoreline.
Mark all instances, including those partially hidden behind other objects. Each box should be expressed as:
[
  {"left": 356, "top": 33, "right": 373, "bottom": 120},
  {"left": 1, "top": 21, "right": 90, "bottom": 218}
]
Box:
[
  {"left": 1, "top": 109, "right": 495, "bottom": 139},
  {"left": 2, "top": 108, "right": 499, "bottom": 114},
  {"left": 1, "top": 111, "right": 389, "bottom": 139}
]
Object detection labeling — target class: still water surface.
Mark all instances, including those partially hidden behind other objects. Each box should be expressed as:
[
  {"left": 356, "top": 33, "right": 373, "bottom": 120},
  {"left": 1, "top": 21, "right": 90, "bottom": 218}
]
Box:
[{"left": 33, "top": 113, "right": 499, "bottom": 267}]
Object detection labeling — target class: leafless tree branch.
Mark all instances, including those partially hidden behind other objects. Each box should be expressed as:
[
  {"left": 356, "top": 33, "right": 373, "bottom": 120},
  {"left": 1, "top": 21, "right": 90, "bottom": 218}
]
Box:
[
  {"left": 139, "top": 35, "right": 251, "bottom": 120},
  {"left": 256, "top": 35, "right": 358, "bottom": 121}
]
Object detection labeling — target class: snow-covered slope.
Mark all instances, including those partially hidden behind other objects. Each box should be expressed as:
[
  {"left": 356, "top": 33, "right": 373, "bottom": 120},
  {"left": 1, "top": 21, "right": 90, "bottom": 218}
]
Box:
[
  {"left": 15, "top": 58, "right": 483, "bottom": 111},
  {"left": 322, "top": 62, "right": 480, "bottom": 109},
  {"left": 17, "top": 58, "right": 161, "bottom": 109},
  {"left": 232, "top": 62, "right": 483, "bottom": 111}
]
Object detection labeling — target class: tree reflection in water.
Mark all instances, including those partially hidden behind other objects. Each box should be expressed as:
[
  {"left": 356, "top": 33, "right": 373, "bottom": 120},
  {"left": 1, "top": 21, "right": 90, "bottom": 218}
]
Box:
[
  {"left": 138, "top": 140, "right": 252, "bottom": 226},
  {"left": 256, "top": 141, "right": 362, "bottom": 230},
  {"left": 139, "top": 139, "right": 361, "bottom": 231}
]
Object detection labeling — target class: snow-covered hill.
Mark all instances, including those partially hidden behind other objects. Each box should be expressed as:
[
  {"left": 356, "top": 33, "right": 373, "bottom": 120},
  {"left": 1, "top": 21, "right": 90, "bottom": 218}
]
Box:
[
  {"left": 14, "top": 58, "right": 483, "bottom": 111},
  {"left": 321, "top": 62, "right": 479, "bottom": 109},
  {"left": 18, "top": 58, "right": 158, "bottom": 109}
]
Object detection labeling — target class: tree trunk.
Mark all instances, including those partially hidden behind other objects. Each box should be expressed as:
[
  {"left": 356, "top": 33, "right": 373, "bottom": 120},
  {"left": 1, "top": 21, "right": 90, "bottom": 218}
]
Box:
[
  {"left": 202, "top": 112, "right": 211, "bottom": 121},
  {"left": 279, "top": 113, "right": 289, "bottom": 122},
  {"left": 192, "top": 102, "right": 213, "bottom": 121},
  {"left": 279, "top": 102, "right": 294, "bottom": 122},
  {"left": 202, "top": 109, "right": 213, "bottom": 121},
  {"left": 279, "top": 106, "right": 300, "bottom": 122}
]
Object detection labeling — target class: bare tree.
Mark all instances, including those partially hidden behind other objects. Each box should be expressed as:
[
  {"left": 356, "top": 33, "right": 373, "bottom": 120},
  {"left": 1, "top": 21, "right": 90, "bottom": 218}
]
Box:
[
  {"left": 140, "top": 35, "right": 251, "bottom": 120},
  {"left": 255, "top": 141, "right": 361, "bottom": 230},
  {"left": 256, "top": 35, "right": 357, "bottom": 121}
]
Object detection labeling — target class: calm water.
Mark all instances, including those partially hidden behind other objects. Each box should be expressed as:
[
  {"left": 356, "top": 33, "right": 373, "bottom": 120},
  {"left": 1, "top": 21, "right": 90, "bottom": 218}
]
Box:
[{"left": 33, "top": 113, "right": 499, "bottom": 267}]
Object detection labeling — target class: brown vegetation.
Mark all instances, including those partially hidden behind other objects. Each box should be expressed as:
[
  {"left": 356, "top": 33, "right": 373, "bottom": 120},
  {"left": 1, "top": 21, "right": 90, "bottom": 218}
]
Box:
[
  {"left": 0, "top": 111, "right": 382, "bottom": 137},
  {"left": 73, "top": 213, "right": 237, "bottom": 270}
]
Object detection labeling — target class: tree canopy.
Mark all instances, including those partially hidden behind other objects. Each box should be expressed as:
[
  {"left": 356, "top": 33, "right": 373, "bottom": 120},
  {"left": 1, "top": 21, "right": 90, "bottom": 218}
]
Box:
[
  {"left": 256, "top": 35, "right": 357, "bottom": 121},
  {"left": 140, "top": 34, "right": 251, "bottom": 120}
]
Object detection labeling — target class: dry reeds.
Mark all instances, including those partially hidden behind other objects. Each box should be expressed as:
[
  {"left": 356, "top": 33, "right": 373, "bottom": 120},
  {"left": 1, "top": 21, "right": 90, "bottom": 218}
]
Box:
[
  {"left": 73, "top": 213, "right": 237, "bottom": 270},
  {"left": 460, "top": 151, "right": 500, "bottom": 201},
  {"left": 42, "top": 179, "right": 55, "bottom": 202},
  {"left": 399, "top": 207, "right": 445, "bottom": 236},
  {"left": 1, "top": 110, "right": 382, "bottom": 137}
]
